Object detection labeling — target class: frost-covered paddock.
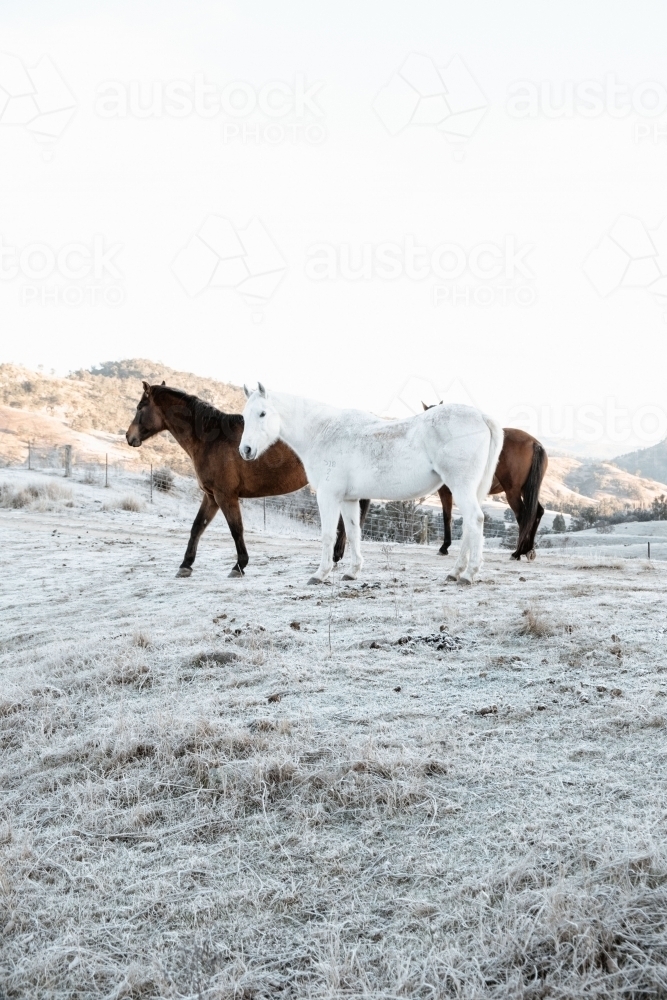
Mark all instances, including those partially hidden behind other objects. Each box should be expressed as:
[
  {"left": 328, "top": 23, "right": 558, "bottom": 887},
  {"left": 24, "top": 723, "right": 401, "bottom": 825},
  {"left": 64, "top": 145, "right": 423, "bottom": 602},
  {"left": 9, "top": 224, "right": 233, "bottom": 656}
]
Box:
[{"left": 1, "top": 470, "right": 667, "bottom": 999}]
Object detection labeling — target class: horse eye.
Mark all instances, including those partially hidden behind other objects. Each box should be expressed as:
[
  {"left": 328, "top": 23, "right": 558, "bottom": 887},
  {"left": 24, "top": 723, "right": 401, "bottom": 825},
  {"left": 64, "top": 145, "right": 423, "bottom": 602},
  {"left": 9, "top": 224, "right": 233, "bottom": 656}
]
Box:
[{"left": 259, "top": 411, "right": 266, "bottom": 418}]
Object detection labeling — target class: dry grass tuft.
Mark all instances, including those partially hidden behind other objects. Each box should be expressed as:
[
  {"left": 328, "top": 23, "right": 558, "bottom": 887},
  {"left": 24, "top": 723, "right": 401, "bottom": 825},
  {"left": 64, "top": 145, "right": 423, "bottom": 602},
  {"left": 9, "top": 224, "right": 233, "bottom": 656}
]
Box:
[
  {"left": 0, "top": 480, "right": 72, "bottom": 510},
  {"left": 118, "top": 495, "right": 143, "bottom": 512},
  {"left": 102, "top": 494, "right": 145, "bottom": 512},
  {"left": 188, "top": 649, "right": 239, "bottom": 668},
  {"left": 574, "top": 558, "right": 625, "bottom": 571},
  {"left": 109, "top": 659, "right": 152, "bottom": 688},
  {"left": 518, "top": 608, "right": 554, "bottom": 638}
]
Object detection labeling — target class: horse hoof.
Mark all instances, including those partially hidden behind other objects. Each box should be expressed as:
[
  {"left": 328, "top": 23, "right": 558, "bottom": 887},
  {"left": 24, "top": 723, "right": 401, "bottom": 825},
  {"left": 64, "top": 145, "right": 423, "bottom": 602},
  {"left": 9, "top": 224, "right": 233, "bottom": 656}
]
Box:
[
  {"left": 342, "top": 573, "right": 357, "bottom": 581},
  {"left": 228, "top": 568, "right": 243, "bottom": 578},
  {"left": 526, "top": 549, "right": 536, "bottom": 562},
  {"left": 176, "top": 567, "right": 192, "bottom": 578},
  {"left": 510, "top": 553, "right": 521, "bottom": 561},
  {"left": 446, "top": 574, "right": 460, "bottom": 583},
  {"left": 458, "top": 576, "right": 473, "bottom": 586},
  {"left": 438, "top": 548, "right": 450, "bottom": 556},
  {"left": 307, "top": 576, "right": 324, "bottom": 585}
]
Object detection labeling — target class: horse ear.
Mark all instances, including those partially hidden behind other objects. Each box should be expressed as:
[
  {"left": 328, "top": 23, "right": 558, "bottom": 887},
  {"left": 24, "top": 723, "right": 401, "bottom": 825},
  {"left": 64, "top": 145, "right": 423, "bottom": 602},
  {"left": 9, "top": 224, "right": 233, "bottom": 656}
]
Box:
[
  {"left": 422, "top": 401, "right": 428, "bottom": 411},
  {"left": 161, "top": 380, "right": 166, "bottom": 386},
  {"left": 257, "top": 382, "right": 266, "bottom": 397},
  {"left": 243, "top": 384, "right": 251, "bottom": 398},
  {"left": 439, "top": 400, "right": 443, "bottom": 405},
  {"left": 142, "top": 380, "right": 151, "bottom": 395}
]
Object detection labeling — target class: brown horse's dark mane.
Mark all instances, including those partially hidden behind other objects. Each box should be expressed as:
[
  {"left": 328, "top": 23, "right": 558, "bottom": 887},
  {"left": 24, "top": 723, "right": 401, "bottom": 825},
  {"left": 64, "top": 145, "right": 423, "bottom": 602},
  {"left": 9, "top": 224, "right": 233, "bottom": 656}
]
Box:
[{"left": 153, "top": 385, "right": 244, "bottom": 440}]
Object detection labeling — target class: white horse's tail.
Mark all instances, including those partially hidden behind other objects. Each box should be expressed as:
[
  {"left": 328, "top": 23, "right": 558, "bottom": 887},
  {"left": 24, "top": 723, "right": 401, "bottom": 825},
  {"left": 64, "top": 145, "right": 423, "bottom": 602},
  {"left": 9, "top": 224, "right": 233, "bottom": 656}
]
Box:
[{"left": 478, "top": 415, "right": 504, "bottom": 503}]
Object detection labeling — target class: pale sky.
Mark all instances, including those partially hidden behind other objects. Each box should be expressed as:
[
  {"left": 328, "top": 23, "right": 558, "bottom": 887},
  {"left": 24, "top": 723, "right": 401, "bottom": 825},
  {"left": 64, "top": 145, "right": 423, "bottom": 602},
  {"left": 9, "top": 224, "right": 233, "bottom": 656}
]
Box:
[{"left": 1, "top": 0, "right": 667, "bottom": 456}]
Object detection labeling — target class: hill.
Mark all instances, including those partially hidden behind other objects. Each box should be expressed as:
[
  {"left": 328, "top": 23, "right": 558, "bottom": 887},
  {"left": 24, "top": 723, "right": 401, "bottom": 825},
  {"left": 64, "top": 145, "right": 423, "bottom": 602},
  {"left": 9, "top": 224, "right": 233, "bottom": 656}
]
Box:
[
  {"left": 0, "top": 360, "right": 245, "bottom": 475},
  {"left": 612, "top": 438, "right": 667, "bottom": 485},
  {"left": 540, "top": 455, "right": 667, "bottom": 511},
  {"left": 2, "top": 361, "right": 667, "bottom": 507}
]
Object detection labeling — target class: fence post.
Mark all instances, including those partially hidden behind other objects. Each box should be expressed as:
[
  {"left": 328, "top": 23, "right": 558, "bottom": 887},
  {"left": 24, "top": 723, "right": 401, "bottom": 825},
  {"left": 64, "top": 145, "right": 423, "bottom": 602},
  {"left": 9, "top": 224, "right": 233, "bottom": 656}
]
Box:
[
  {"left": 105, "top": 453, "right": 109, "bottom": 487},
  {"left": 28, "top": 441, "right": 31, "bottom": 470},
  {"left": 64, "top": 445, "right": 72, "bottom": 478},
  {"left": 263, "top": 496, "right": 266, "bottom": 531},
  {"left": 150, "top": 463, "right": 153, "bottom": 503},
  {"left": 648, "top": 541, "right": 651, "bottom": 560}
]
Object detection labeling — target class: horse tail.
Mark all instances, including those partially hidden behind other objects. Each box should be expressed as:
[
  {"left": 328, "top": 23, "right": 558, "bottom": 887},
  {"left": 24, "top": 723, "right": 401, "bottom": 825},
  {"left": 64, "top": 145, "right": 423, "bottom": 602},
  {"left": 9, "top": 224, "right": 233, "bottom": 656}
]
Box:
[
  {"left": 516, "top": 441, "right": 548, "bottom": 555},
  {"left": 478, "top": 415, "right": 504, "bottom": 504}
]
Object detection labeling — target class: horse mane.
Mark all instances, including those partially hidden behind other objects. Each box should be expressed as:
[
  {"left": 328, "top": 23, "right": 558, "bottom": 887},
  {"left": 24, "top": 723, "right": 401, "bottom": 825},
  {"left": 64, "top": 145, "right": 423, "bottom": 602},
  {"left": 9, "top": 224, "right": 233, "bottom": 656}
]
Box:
[{"left": 153, "top": 385, "right": 243, "bottom": 438}]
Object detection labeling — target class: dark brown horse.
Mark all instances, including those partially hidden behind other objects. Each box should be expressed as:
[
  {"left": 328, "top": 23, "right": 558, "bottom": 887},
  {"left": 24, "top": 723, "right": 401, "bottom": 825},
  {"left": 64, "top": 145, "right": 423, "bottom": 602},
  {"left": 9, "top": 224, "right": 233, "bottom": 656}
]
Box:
[
  {"left": 126, "top": 382, "right": 350, "bottom": 577},
  {"left": 419, "top": 405, "right": 548, "bottom": 560}
]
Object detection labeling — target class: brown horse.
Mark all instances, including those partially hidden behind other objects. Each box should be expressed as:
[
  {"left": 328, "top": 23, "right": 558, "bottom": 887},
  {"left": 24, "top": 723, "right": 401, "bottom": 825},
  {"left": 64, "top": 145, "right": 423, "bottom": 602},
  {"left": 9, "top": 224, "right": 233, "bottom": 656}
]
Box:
[
  {"left": 419, "top": 405, "right": 548, "bottom": 560},
  {"left": 126, "top": 382, "right": 350, "bottom": 577}
]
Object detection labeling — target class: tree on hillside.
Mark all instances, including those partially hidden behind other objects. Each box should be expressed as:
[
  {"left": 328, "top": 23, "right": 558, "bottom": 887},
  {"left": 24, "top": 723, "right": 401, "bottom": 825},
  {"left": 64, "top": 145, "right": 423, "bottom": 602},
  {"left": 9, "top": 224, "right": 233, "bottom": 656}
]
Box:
[
  {"left": 651, "top": 494, "right": 667, "bottom": 520},
  {"left": 552, "top": 513, "right": 566, "bottom": 533}
]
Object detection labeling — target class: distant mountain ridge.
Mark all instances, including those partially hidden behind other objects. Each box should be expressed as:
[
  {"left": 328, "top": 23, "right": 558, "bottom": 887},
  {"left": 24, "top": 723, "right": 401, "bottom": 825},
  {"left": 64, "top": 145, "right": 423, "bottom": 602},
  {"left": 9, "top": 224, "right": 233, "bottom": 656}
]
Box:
[
  {"left": 540, "top": 455, "right": 667, "bottom": 511},
  {"left": 612, "top": 439, "right": 667, "bottom": 486}
]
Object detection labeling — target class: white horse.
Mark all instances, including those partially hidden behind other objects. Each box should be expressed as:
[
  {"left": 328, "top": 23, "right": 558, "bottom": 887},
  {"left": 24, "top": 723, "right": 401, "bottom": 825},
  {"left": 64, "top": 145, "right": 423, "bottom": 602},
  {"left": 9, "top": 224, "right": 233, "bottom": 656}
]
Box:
[{"left": 239, "top": 385, "right": 503, "bottom": 585}]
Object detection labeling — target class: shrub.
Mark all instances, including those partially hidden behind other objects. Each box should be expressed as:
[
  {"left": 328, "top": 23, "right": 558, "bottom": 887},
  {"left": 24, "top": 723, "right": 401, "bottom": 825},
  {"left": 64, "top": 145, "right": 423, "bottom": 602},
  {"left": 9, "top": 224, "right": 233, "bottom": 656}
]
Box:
[
  {"left": 153, "top": 466, "right": 174, "bottom": 492},
  {"left": 501, "top": 525, "right": 519, "bottom": 549},
  {"left": 0, "top": 481, "right": 72, "bottom": 509},
  {"left": 483, "top": 513, "right": 506, "bottom": 538},
  {"left": 119, "top": 496, "right": 143, "bottom": 512},
  {"left": 651, "top": 494, "right": 667, "bottom": 519}
]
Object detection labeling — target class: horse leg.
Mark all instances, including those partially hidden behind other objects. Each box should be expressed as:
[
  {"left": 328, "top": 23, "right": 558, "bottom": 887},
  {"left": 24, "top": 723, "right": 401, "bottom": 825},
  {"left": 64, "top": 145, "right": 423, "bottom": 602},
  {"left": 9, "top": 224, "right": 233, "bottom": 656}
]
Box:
[
  {"left": 446, "top": 490, "right": 483, "bottom": 584},
  {"left": 438, "top": 486, "right": 453, "bottom": 555},
  {"left": 446, "top": 520, "right": 470, "bottom": 581},
  {"left": 506, "top": 489, "right": 524, "bottom": 561},
  {"left": 458, "top": 494, "right": 485, "bottom": 584},
  {"left": 332, "top": 514, "right": 346, "bottom": 564},
  {"left": 216, "top": 495, "right": 249, "bottom": 577},
  {"left": 340, "top": 499, "right": 364, "bottom": 581},
  {"left": 524, "top": 502, "right": 544, "bottom": 561},
  {"left": 308, "top": 491, "right": 341, "bottom": 584},
  {"left": 176, "top": 493, "right": 219, "bottom": 577},
  {"left": 333, "top": 500, "right": 368, "bottom": 563},
  {"left": 358, "top": 498, "right": 371, "bottom": 529},
  {"left": 333, "top": 500, "right": 369, "bottom": 569}
]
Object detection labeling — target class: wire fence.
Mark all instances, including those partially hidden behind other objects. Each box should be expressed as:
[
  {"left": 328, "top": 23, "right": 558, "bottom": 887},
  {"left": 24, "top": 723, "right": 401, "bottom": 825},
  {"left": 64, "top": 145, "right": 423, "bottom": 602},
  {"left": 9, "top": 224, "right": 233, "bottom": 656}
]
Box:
[
  {"left": 242, "top": 489, "right": 513, "bottom": 546},
  {"left": 7, "top": 443, "right": 514, "bottom": 546},
  {"left": 20, "top": 443, "right": 135, "bottom": 479},
  {"left": 8, "top": 442, "right": 163, "bottom": 499}
]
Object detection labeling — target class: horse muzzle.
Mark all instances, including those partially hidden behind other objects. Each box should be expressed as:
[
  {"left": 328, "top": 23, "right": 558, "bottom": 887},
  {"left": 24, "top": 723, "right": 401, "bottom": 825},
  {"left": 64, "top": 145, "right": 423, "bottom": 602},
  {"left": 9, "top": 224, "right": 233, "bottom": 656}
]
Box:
[
  {"left": 126, "top": 430, "right": 142, "bottom": 447},
  {"left": 240, "top": 444, "right": 257, "bottom": 461}
]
